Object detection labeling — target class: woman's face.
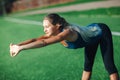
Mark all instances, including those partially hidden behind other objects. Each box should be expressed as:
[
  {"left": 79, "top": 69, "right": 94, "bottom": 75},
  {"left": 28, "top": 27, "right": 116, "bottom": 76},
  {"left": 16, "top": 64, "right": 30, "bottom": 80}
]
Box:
[{"left": 43, "top": 19, "right": 59, "bottom": 36}]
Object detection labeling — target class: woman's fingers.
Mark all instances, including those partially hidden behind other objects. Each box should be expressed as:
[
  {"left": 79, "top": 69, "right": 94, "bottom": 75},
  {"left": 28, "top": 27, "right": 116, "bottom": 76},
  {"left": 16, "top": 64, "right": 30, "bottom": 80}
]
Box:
[
  {"left": 10, "top": 43, "right": 13, "bottom": 47},
  {"left": 10, "top": 43, "right": 13, "bottom": 57},
  {"left": 9, "top": 44, "right": 19, "bottom": 57}
]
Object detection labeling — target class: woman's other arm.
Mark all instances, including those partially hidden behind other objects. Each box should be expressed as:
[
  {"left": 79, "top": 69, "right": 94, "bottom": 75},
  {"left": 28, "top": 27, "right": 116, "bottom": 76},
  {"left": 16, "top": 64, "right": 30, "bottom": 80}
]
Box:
[{"left": 10, "top": 29, "right": 72, "bottom": 57}]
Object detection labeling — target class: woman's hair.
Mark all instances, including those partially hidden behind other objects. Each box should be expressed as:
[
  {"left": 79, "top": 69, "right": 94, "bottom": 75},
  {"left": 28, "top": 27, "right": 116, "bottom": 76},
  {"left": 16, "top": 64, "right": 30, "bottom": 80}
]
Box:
[{"left": 44, "top": 13, "right": 69, "bottom": 30}]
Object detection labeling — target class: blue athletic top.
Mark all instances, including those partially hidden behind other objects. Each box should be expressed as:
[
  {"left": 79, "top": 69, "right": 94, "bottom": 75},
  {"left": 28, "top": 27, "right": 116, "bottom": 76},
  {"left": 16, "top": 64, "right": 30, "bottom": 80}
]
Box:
[{"left": 61, "top": 23, "right": 102, "bottom": 49}]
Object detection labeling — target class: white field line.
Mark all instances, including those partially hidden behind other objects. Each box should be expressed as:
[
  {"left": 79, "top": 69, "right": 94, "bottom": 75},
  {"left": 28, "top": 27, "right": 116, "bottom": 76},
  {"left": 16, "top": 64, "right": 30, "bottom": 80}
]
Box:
[
  {"left": 4, "top": 17, "right": 120, "bottom": 36},
  {"left": 112, "top": 32, "right": 120, "bottom": 36},
  {"left": 4, "top": 17, "right": 43, "bottom": 26}
]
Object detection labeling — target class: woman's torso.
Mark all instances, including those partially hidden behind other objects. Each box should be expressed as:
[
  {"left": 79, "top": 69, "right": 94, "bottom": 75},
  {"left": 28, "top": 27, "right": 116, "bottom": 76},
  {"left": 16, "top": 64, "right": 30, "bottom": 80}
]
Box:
[{"left": 61, "top": 23, "right": 102, "bottom": 49}]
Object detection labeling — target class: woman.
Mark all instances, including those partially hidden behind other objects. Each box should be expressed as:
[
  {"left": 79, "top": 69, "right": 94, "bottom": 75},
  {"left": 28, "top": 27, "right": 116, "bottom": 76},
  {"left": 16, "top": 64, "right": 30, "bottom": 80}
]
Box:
[{"left": 10, "top": 13, "right": 119, "bottom": 80}]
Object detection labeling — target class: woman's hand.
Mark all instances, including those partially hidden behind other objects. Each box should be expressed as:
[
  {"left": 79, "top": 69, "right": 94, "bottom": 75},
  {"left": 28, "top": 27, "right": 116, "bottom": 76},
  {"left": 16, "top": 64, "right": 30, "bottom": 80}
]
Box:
[{"left": 9, "top": 43, "right": 21, "bottom": 57}]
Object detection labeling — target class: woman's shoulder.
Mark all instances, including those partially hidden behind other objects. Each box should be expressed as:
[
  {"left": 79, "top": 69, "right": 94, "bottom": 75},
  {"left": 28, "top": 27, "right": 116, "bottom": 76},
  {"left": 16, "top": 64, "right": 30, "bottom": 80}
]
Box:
[{"left": 62, "top": 25, "right": 74, "bottom": 32}]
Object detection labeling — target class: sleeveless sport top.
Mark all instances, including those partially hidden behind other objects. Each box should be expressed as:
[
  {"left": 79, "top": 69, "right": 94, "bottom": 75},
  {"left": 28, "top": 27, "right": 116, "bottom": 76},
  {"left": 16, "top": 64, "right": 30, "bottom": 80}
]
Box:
[{"left": 60, "top": 23, "right": 102, "bottom": 49}]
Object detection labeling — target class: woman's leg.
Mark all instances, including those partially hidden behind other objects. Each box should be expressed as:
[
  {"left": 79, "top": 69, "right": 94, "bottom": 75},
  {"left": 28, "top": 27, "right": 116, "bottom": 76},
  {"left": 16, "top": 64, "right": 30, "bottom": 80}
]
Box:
[
  {"left": 110, "top": 73, "right": 119, "bottom": 80},
  {"left": 99, "top": 23, "right": 119, "bottom": 80},
  {"left": 82, "top": 42, "right": 99, "bottom": 80},
  {"left": 82, "top": 71, "right": 91, "bottom": 80}
]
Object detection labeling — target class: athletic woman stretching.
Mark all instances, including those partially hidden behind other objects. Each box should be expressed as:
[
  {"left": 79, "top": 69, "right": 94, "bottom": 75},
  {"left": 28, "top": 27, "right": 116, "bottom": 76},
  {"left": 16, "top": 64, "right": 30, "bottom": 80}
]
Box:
[{"left": 10, "top": 13, "right": 119, "bottom": 80}]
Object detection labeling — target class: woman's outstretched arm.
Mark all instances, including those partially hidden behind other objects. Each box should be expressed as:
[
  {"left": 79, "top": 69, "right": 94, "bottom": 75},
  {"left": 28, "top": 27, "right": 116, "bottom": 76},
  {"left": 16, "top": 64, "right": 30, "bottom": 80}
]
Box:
[
  {"left": 18, "top": 35, "right": 50, "bottom": 46},
  {"left": 9, "top": 35, "right": 50, "bottom": 57},
  {"left": 10, "top": 29, "right": 72, "bottom": 57}
]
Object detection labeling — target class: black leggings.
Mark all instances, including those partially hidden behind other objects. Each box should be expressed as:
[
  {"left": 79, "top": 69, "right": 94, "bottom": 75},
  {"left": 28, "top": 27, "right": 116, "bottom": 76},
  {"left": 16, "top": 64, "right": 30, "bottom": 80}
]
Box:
[{"left": 84, "top": 23, "right": 118, "bottom": 75}]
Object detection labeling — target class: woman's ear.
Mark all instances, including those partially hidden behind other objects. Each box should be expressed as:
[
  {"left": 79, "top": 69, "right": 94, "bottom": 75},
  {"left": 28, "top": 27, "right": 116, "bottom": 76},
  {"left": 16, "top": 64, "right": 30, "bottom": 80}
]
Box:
[{"left": 56, "top": 23, "right": 61, "bottom": 29}]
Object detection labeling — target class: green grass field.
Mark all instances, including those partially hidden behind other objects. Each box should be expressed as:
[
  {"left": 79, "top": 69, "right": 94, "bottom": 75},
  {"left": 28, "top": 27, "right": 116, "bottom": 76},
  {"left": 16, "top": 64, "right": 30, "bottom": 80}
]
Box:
[{"left": 0, "top": 7, "right": 120, "bottom": 80}]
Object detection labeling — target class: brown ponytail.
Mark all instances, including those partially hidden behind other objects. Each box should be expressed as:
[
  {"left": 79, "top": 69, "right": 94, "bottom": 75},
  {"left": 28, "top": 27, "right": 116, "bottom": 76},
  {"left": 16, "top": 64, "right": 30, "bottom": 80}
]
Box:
[{"left": 44, "top": 13, "right": 69, "bottom": 31}]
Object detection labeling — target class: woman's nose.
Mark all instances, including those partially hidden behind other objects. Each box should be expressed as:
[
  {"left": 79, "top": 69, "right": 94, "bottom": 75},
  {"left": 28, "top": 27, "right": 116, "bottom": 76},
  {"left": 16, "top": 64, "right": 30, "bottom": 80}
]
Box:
[{"left": 44, "top": 28, "right": 47, "bottom": 33}]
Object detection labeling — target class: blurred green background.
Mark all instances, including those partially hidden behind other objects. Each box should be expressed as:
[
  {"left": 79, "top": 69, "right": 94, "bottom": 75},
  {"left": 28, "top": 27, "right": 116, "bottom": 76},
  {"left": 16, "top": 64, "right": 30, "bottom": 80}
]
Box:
[{"left": 0, "top": 0, "right": 120, "bottom": 80}]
